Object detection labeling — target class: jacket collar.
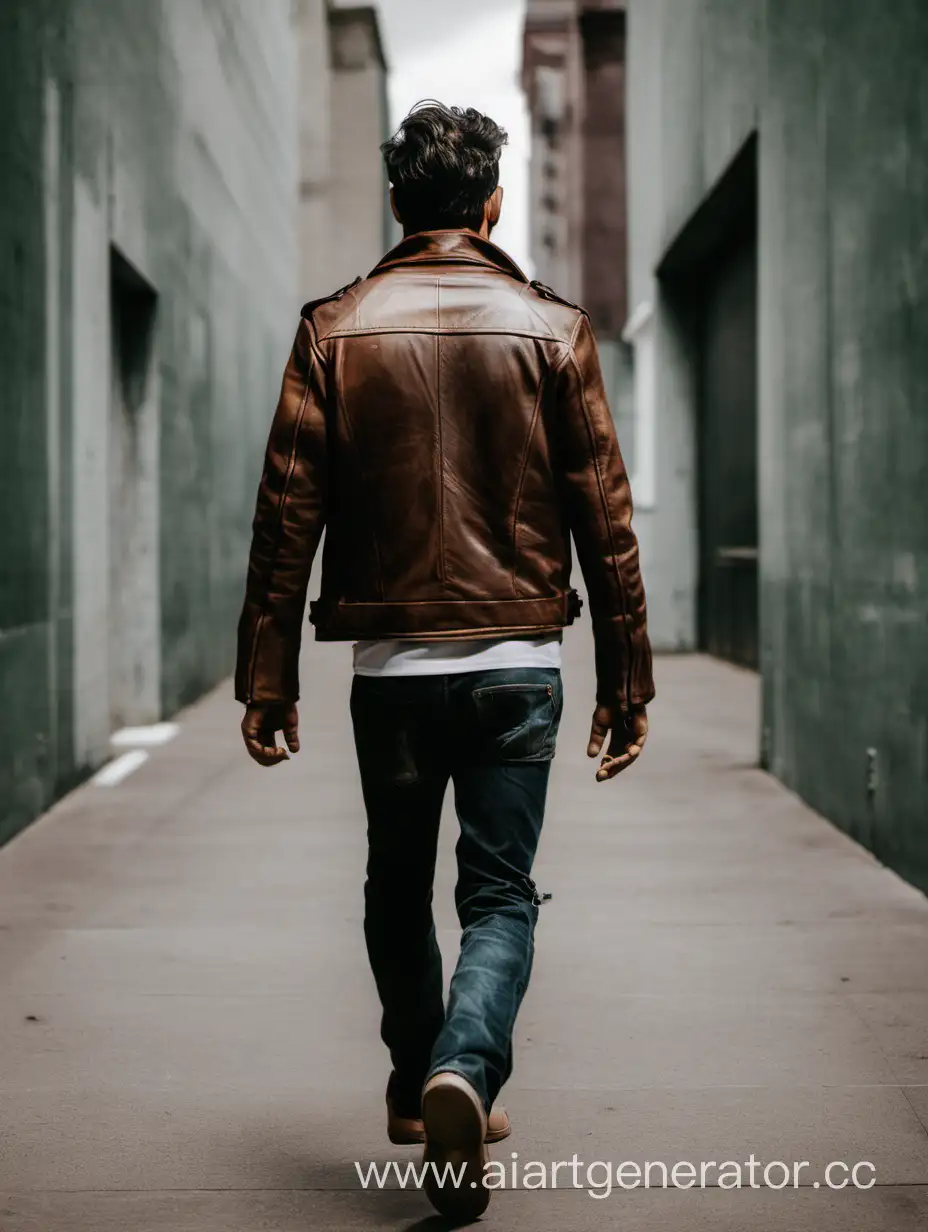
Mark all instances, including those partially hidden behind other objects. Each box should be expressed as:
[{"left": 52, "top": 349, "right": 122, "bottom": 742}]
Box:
[{"left": 370, "top": 230, "right": 529, "bottom": 282}]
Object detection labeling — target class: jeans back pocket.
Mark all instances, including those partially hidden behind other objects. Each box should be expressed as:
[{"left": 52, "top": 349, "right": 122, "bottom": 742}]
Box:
[{"left": 472, "top": 679, "right": 561, "bottom": 762}]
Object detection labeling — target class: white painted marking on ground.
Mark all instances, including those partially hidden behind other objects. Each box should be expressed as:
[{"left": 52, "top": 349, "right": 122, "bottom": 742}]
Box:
[
  {"left": 110, "top": 722, "right": 179, "bottom": 748},
  {"left": 92, "top": 750, "right": 150, "bottom": 786}
]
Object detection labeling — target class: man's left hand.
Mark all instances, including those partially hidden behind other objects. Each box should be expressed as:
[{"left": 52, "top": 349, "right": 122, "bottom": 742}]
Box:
[
  {"left": 587, "top": 702, "right": 648, "bottom": 781},
  {"left": 241, "top": 703, "right": 300, "bottom": 766}
]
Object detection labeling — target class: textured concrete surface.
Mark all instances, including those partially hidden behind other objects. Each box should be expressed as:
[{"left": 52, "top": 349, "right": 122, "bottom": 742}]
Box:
[
  {"left": 1, "top": 635, "right": 927, "bottom": 1230},
  {"left": 625, "top": 0, "right": 928, "bottom": 894},
  {"left": 0, "top": 0, "right": 297, "bottom": 845}
]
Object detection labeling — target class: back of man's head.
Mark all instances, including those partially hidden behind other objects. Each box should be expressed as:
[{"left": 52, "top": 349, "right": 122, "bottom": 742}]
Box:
[{"left": 382, "top": 101, "right": 508, "bottom": 235}]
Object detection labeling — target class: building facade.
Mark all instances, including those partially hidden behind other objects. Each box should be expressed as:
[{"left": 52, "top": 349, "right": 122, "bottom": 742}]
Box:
[
  {"left": 522, "top": 1, "right": 585, "bottom": 303},
  {"left": 522, "top": 0, "right": 636, "bottom": 521},
  {"left": 0, "top": 0, "right": 300, "bottom": 845},
  {"left": 625, "top": 0, "right": 928, "bottom": 893},
  {"left": 296, "top": 2, "right": 396, "bottom": 303}
]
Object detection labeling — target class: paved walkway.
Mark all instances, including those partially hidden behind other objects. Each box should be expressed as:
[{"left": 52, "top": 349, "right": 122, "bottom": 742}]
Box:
[{"left": 1, "top": 633, "right": 927, "bottom": 1230}]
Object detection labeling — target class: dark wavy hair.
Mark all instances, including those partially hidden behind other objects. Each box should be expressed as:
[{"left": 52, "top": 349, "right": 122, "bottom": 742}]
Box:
[{"left": 381, "top": 101, "right": 509, "bottom": 233}]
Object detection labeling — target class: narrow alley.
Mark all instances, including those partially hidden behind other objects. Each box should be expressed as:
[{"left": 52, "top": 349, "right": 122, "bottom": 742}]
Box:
[
  {"left": 2, "top": 633, "right": 927, "bottom": 1230},
  {"left": 3, "top": 3, "right": 928, "bottom": 1230}
]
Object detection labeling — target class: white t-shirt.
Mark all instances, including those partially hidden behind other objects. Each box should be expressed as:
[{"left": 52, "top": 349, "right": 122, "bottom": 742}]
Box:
[{"left": 352, "top": 634, "right": 562, "bottom": 677}]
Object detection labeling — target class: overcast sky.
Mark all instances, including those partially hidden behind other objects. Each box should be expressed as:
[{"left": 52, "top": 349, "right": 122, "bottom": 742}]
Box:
[{"left": 365, "top": 0, "right": 532, "bottom": 273}]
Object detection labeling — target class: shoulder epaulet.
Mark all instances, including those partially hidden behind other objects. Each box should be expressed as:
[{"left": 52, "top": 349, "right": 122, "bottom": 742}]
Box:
[
  {"left": 300, "top": 275, "right": 362, "bottom": 319},
  {"left": 529, "top": 279, "right": 589, "bottom": 317}
]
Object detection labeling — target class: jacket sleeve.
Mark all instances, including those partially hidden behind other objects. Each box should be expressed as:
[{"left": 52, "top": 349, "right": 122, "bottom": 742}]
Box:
[
  {"left": 235, "top": 316, "right": 328, "bottom": 705},
  {"left": 554, "top": 312, "right": 655, "bottom": 713}
]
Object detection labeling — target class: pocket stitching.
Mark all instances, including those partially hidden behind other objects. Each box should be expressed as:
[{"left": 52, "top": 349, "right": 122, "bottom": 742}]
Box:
[{"left": 473, "top": 683, "right": 554, "bottom": 700}]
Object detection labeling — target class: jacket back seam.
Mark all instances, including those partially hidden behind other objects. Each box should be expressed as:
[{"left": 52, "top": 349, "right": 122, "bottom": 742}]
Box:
[
  {"left": 511, "top": 366, "right": 548, "bottom": 598},
  {"left": 325, "top": 595, "right": 567, "bottom": 607},
  {"left": 316, "top": 326, "right": 575, "bottom": 343},
  {"left": 435, "top": 276, "right": 447, "bottom": 583},
  {"left": 335, "top": 338, "right": 385, "bottom": 601}
]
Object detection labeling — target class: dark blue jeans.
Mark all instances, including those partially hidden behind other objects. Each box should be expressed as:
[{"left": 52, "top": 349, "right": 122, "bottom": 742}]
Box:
[{"left": 350, "top": 667, "right": 563, "bottom": 1115}]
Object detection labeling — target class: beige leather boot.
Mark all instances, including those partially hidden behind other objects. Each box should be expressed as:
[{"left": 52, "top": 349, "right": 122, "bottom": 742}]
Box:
[
  {"left": 421, "top": 1071, "right": 492, "bottom": 1222},
  {"left": 386, "top": 1073, "right": 510, "bottom": 1145}
]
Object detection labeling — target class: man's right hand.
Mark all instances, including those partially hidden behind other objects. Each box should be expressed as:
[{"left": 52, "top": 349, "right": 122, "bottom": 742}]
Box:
[
  {"left": 587, "top": 703, "right": 648, "bottom": 781},
  {"left": 241, "top": 703, "right": 300, "bottom": 767}
]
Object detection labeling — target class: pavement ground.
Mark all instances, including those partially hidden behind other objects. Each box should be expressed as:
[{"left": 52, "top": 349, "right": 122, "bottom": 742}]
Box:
[{"left": 1, "top": 629, "right": 927, "bottom": 1231}]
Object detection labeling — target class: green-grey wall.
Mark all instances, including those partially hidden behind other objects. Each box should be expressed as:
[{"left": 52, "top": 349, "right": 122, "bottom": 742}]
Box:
[
  {"left": 627, "top": 0, "right": 928, "bottom": 893},
  {"left": 0, "top": 0, "right": 297, "bottom": 844}
]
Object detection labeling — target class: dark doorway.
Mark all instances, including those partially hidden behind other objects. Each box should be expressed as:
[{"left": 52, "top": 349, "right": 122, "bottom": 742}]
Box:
[
  {"left": 657, "top": 135, "right": 759, "bottom": 670},
  {"left": 697, "top": 225, "right": 758, "bottom": 668}
]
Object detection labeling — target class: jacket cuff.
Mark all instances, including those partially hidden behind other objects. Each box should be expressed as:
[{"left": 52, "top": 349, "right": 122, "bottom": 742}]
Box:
[
  {"left": 235, "top": 605, "right": 301, "bottom": 706},
  {"left": 592, "top": 613, "right": 655, "bottom": 713}
]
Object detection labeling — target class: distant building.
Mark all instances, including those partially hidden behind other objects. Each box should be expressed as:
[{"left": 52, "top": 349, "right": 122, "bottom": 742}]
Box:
[
  {"left": 296, "top": 2, "right": 396, "bottom": 302},
  {"left": 521, "top": 1, "right": 635, "bottom": 502}
]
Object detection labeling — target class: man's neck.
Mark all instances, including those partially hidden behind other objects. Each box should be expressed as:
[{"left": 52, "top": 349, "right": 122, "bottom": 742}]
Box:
[{"left": 403, "top": 225, "right": 493, "bottom": 242}]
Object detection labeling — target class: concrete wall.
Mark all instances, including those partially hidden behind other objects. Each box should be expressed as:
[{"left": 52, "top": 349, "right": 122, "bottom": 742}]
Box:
[
  {"left": 0, "top": 0, "right": 298, "bottom": 844},
  {"left": 328, "top": 6, "right": 395, "bottom": 285},
  {"left": 296, "top": 3, "right": 394, "bottom": 298},
  {"left": 296, "top": 0, "right": 335, "bottom": 302},
  {"left": 626, "top": 0, "right": 928, "bottom": 893}
]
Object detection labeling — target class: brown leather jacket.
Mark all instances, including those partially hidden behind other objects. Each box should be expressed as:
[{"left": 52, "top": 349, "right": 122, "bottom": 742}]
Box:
[{"left": 235, "top": 230, "right": 654, "bottom": 713}]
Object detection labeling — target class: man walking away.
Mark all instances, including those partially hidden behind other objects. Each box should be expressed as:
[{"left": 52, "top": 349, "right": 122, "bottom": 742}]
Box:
[{"left": 236, "top": 101, "right": 654, "bottom": 1222}]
